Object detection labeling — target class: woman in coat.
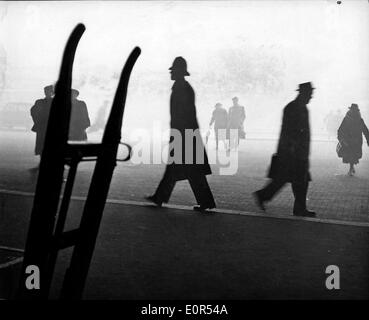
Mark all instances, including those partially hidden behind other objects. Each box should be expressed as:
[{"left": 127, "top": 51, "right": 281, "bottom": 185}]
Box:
[{"left": 337, "top": 103, "right": 369, "bottom": 176}]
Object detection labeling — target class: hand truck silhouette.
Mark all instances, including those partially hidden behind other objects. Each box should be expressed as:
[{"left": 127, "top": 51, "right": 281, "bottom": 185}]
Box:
[{"left": 16, "top": 24, "right": 141, "bottom": 300}]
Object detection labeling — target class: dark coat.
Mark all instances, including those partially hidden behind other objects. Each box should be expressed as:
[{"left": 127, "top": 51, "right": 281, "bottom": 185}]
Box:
[
  {"left": 69, "top": 99, "right": 90, "bottom": 141},
  {"left": 166, "top": 79, "right": 211, "bottom": 181},
  {"left": 30, "top": 97, "right": 53, "bottom": 155},
  {"left": 337, "top": 111, "right": 369, "bottom": 164},
  {"left": 210, "top": 107, "right": 228, "bottom": 140},
  {"left": 227, "top": 105, "right": 246, "bottom": 139},
  {"left": 228, "top": 105, "right": 245, "bottom": 128},
  {"left": 210, "top": 108, "right": 228, "bottom": 129},
  {"left": 268, "top": 98, "right": 311, "bottom": 183}
]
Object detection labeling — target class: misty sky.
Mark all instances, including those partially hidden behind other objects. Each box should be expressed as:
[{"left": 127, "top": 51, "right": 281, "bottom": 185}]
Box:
[{"left": 0, "top": 0, "right": 368, "bottom": 136}]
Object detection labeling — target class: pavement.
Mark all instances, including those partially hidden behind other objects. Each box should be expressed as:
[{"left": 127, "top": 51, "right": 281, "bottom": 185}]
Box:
[
  {"left": 0, "top": 130, "right": 368, "bottom": 299},
  {"left": 0, "top": 130, "right": 368, "bottom": 223},
  {"left": 0, "top": 191, "right": 368, "bottom": 300}
]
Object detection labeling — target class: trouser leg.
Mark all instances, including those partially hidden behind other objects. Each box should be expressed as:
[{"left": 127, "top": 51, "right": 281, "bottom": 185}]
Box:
[
  {"left": 188, "top": 173, "right": 216, "bottom": 208},
  {"left": 215, "top": 129, "right": 219, "bottom": 150},
  {"left": 257, "top": 179, "right": 286, "bottom": 202},
  {"left": 230, "top": 133, "right": 234, "bottom": 148},
  {"left": 347, "top": 163, "right": 354, "bottom": 175},
  {"left": 291, "top": 179, "right": 309, "bottom": 212},
  {"left": 153, "top": 170, "right": 176, "bottom": 203}
]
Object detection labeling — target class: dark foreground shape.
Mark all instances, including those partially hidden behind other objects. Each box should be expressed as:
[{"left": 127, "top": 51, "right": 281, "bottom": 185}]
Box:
[{"left": 16, "top": 23, "right": 141, "bottom": 300}]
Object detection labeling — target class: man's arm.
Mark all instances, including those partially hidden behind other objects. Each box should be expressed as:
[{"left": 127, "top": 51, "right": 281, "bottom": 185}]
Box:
[
  {"left": 30, "top": 100, "right": 42, "bottom": 122},
  {"left": 361, "top": 119, "right": 369, "bottom": 146},
  {"left": 240, "top": 106, "right": 246, "bottom": 123},
  {"left": 81, "top": 102, "right": 91, "bottom": 128},
  {"left": 209, "top": 110, "right": 215, "bottom": 126},
  {"left": 337, "top": 118, "right": 348, "bottom": 145}
]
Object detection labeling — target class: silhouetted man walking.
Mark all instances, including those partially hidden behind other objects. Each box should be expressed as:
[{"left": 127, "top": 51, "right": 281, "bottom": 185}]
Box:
[
  {"left": 146, "top": 57, "right": 216, "bottom": 212},
  {"left": 209, "top": 102, "right": 228, "bottom": 150},
  {"left": 69, "top": 89, "right": 90, "bottom": 141},
  {"left": 254, "top": 82, "right": 316, "bottom": 217},
  {"left": 227, "top": 96, "right": 245, "bottom": 150},
  {"left": 88, "top": 99, "right": 109, "bottom": 133},
  {"left": 31, "top": 85, "right": 54, "bottom": 158}
]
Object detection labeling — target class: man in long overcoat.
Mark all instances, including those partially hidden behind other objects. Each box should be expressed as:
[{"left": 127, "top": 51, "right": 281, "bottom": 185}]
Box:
[
  {"left": 69, "top": 89, "right": 91, "bottom": 141},
  {"left": 146, "top": 57, "right": 216, "bottom": 211},
  {"left": 227, "top": 96, "right": 246, "bottom": 150},
  {"left": 253, "top": 82, "right": 316, "bottom": 217},
  {"left": 30, "top": 85, "right": 54, "bottom": 157}
]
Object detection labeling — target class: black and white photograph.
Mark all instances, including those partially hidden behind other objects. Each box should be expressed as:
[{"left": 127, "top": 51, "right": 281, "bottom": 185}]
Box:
[{"left": 0, "top": 0, "right": 368, "bottom": 309}]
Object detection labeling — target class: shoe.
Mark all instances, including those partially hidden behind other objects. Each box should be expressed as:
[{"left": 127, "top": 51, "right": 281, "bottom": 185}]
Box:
[
  {"left": 293, "top": 210, "right": 316, "bottom": 217},
  {"left": 193, "top": 205, "right": 215, "bottom": 212},
  {"left": 253, "top": 191, "right": 265, "bottom": 211},
  {"left": 145, "top": 195, "right": 162, "bottom": 207}
]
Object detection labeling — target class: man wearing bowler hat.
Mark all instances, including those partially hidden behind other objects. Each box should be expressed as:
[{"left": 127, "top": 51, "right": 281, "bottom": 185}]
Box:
[
  {"left": 253, "top": 82, "right": 316, "bottom": 217},
  {"left": 146, "top": 57, "right": 216, "bottom": 212}
]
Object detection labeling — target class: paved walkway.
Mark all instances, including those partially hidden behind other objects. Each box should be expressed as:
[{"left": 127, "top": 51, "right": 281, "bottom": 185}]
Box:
[
  {"left": 1, "top": 131, "right": 368, "bottom": 222},
  {"left": 1, "top": 192, "right": 368, "bottom": 299}
]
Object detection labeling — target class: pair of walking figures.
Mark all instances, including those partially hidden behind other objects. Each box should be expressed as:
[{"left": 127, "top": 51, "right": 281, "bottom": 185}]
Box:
[{"left": 146, "top": 56, "right": 316, "bottom": 217}]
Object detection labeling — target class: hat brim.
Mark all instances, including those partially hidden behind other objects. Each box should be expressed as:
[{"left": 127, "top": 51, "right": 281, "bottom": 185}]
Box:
[
  {"left": 169, "top": 67, "right": 190, "bottom": 76},
  {"left": 296, "top": 87, "right": 315, "bottom": 91}
]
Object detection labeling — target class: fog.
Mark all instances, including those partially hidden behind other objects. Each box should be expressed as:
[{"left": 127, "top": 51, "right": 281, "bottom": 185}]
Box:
[{"left": 0, "top": 0, "right": 369, "bottom": 139}]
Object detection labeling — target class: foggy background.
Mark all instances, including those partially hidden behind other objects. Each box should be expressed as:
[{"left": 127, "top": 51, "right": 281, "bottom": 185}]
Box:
[
  {"left": 0, "top": 0, "right": 368, "bottom": 141},
  {"left": 1, "top": 1, "right": 369, "bottom": 302}
]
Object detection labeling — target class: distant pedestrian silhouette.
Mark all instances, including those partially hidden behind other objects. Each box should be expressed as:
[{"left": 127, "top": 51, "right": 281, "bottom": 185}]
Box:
[
  {"left": 337, "top": 103, "right": 369, "bottom": 176},
  {"left": 324, "top": 110, "right": 335, "bottom": 138},
  {"left": 227, "top": 97, "right": 245, "bottom": 150},
  {"left": 69, "top": 89, "right": 91, "bottom": 141},
  {"left": 324, "top": 109, "right": 342, "bottom": 139},
  {"left": 30, "top": 85, "right": 54, "bottom": 158},
  {"left": 88, "top": 99, "right": 109, "bottom": 133},
  {"left": 146, "top": 57, "right": 216, "bottom": 212},
  {"left": 209, "top": 102, "right": 228, "bottom": 150},
  {"left": 253, "top": 82, "right": 316, "bottom": 217}
]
